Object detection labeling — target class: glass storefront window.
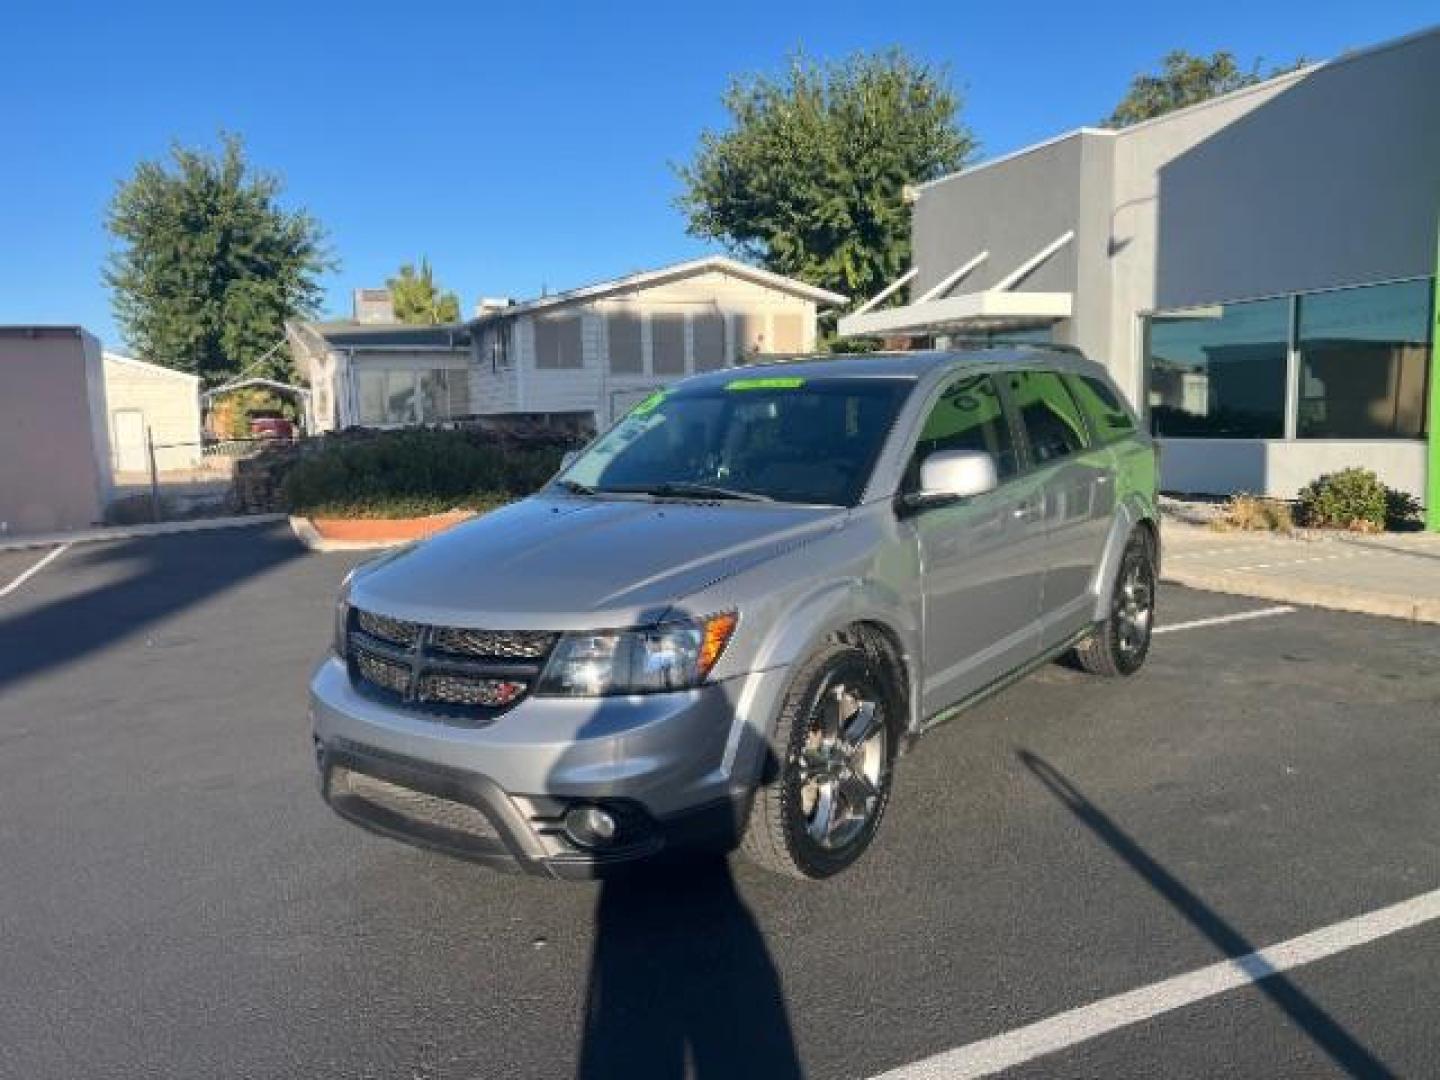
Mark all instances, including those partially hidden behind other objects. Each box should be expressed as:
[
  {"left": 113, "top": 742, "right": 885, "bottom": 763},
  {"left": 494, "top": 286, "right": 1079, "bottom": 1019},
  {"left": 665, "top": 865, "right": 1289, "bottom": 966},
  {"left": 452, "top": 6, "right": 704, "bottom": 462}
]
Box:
[
  {"left": 1296, "top": 279, "right": 1431, "bottom": 439},
  {"left": 1147, "top": 297, "right": 1289, "bottom": 438}
]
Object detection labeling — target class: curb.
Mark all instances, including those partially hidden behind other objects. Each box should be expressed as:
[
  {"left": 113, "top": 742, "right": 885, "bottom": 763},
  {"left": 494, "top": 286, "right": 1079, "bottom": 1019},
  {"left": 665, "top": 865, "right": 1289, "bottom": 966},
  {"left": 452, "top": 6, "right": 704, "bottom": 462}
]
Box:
[
  {"left": 1162, "top": 566, "right": 1440, "bottom": 625},
  {"left": 0, "top": 514, "right": 288, "bottom": 552},
  {"left": 288, "top": 516, "right": 403, "bottom": 554}
]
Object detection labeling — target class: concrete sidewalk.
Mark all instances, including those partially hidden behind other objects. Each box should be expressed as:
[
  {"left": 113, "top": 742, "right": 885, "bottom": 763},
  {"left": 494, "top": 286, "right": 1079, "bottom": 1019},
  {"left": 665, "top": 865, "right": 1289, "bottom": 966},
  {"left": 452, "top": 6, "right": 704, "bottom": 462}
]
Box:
[
  {"left": 1161, "top": 520, "right": 1440, "bottom": 624},
  {"left": 0, "top": 514, "right": 286, "bottom": 553}
]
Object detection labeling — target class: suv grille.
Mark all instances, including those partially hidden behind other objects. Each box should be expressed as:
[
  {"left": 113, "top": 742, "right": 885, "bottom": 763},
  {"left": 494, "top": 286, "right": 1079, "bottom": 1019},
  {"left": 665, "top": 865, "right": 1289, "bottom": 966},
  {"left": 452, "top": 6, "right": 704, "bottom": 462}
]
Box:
[{"left": 345, "top": 607, "right": 558, "bottom": 722}]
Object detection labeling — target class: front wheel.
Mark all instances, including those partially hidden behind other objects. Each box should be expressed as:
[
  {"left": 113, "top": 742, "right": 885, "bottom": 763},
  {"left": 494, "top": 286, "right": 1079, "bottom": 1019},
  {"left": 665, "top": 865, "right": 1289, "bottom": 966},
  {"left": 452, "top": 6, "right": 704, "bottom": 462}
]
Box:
[
  {"left": 740, "top": 642, "right": 894, "bottom": 879},
  {"left": 1075, "top": 529, "right": 1157, "bottom": 677}
]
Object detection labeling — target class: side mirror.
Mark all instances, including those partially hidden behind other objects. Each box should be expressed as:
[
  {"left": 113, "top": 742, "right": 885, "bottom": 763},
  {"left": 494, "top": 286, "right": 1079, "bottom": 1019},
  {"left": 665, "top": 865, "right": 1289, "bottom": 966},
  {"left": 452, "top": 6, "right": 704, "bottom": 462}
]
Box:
[
  {"left": 559, "top": 450, "right": 580, "bottom": 470},
  {"left": 912, "top": 448, "right": 998, "bottom": 507}
]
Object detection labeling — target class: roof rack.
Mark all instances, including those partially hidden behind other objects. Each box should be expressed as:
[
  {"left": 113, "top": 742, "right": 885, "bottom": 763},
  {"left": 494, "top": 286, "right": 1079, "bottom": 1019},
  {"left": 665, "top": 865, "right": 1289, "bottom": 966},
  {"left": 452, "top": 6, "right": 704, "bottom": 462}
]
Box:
[{"left": 940, "top": 338, "right": 1087, "bottom": 357}]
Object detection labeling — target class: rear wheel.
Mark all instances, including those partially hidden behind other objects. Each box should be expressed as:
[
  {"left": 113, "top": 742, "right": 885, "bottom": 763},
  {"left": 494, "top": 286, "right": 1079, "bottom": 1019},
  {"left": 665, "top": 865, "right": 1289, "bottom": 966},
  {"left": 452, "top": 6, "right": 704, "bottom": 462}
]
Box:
[
  {"left": 1075, "top": 530, "right": 1156, "bottom": 677},
  {"left": 740, "top": 642, "right": 894, "bottom": 879}
]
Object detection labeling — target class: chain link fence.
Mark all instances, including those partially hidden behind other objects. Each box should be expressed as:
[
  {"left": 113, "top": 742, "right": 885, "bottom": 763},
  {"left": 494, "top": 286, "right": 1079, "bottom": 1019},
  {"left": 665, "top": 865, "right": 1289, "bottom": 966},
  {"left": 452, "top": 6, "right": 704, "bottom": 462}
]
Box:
[{"left": 106, "top": 428, "right": 298, "bottom": 524}]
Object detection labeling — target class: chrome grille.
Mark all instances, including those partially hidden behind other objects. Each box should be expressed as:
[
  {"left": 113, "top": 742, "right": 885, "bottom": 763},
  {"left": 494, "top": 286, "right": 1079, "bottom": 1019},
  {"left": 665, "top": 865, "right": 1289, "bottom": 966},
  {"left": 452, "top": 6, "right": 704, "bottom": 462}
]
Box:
[
  {"left": 353, "top": 647, "right": 412, "bottom": 696},
  {"left": 356, "top": 609, "right": 420, "bottom": 649},
  {"left": 417, "top": 671, "right": 527, "bottom": 708},
  {"left": 430, "top": 626, "right": 557, "bottom": 660},
  {"left": 346, "top": 607, "right": 557, "bottom": 721}
]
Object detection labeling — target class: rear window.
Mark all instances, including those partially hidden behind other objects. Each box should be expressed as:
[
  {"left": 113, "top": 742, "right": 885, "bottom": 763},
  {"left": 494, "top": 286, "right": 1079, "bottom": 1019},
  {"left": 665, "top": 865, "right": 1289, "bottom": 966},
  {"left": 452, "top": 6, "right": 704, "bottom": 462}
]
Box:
[{"left": 1065, "top": 375, "right": 1137, "bottom": 444}]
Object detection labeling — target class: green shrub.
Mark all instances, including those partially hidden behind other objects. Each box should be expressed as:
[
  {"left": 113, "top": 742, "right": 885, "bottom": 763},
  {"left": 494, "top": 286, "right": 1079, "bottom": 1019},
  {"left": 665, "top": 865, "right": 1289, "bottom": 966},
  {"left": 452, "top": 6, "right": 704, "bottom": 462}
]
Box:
[
  {"left": 280, "top": 429, "right": 567, "bottom": 517},
  {"left": 1296, "top": 468, "right": 1388, "bottom": 532},
  {"left": 1384, "top": 487, "right": 1423, "bottom": 530}
]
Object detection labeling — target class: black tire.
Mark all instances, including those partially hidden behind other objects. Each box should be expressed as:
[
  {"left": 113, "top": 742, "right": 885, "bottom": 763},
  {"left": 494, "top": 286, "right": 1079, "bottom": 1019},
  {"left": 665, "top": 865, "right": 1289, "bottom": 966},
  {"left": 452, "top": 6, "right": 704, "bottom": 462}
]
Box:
[
  {"left": 739, "top": 641, "right": 895, "bottom": 880},
  {"left": 1075, "top": 529, "right": 1157, "bottom": 677}
]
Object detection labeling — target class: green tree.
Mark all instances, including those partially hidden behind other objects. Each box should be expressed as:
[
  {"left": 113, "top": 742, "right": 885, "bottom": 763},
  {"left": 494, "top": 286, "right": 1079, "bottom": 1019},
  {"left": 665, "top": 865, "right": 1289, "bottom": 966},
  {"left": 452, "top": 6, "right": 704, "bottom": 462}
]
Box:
[
  {"left": 676, "top": 49, "right": 972, "bottom": 313},
  {"left": 387, "top": 258, "right": 461, "bottom": 324},
  {"left": 105, "top": 134, "right": 331, "bottom": 385},
  {"left": 1106, "top": 51, "right": 1307, "bottom": 128}
]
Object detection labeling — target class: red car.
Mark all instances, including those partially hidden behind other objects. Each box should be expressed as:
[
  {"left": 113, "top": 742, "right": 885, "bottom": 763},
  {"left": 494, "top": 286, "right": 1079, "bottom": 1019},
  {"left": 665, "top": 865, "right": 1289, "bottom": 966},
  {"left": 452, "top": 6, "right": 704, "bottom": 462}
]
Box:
[{"left": 249, "top": 411, "right": 297, "bottom": 440}]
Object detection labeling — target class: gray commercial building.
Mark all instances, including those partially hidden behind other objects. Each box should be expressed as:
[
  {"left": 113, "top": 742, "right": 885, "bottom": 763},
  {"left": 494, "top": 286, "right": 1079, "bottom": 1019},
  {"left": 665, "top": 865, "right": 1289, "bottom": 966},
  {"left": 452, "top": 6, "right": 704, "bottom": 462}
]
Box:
[{"left": 840, "top": 26, "right": 1440, "bottom": 522}]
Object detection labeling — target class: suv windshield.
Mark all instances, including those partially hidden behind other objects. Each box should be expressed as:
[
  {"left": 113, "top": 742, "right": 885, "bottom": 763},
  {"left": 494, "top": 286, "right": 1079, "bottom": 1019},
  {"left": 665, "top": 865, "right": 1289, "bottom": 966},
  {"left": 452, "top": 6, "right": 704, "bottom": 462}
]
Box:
[{"left": 556, "top": 376, "right": 915, "bottom": 506}]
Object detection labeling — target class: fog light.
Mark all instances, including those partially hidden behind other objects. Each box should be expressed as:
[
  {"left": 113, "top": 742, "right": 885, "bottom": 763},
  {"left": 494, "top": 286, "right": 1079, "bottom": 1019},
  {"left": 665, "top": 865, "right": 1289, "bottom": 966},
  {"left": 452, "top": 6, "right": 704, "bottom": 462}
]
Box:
[{"left": 564, "top": 804, "right": 619, "bottom": 848}]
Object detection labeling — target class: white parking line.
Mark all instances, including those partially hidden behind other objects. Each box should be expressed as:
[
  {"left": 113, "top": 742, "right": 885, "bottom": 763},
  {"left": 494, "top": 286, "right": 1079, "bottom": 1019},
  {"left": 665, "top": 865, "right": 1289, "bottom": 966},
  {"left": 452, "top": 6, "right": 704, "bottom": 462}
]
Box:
[
  {"left": 1154, "top": 606, "right": 1295, "bottom": 636},
  {"left": 0, "top": 543, "right": 71, "bottom": 599},
  {"left": 873, "top": 886, "right": 1440, "bottom": 1080}
]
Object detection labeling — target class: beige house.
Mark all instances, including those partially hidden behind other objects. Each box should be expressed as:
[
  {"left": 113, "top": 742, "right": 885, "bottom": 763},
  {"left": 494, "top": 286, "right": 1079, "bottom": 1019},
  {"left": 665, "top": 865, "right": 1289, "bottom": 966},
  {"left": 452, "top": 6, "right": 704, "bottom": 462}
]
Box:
[
  {"left": 101, "top": 351, "right": 203, "bottom": 474},
  {"left": 468, "top": 256, "right": 846, "bottom": 427},
  {"left": 0, "top": 327, "right": 113, "bottom": 535}
]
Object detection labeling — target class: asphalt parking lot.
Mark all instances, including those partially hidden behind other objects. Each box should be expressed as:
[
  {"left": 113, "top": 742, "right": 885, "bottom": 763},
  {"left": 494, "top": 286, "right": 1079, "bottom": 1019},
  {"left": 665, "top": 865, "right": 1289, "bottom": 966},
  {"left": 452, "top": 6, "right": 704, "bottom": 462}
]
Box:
[{"left": 1, "top": 522, "right": 1437, "bottom": 1079}]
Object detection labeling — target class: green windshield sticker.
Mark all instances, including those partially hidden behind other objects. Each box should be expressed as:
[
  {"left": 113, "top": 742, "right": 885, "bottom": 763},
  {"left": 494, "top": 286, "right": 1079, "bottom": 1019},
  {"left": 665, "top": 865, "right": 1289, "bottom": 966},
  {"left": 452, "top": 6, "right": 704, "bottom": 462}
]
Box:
[
  {"left": 725, "top": 376, "right": 806, "bottom": 391},
  {"left": 629, "top": 390, "right": 666, "bottom": 416}
]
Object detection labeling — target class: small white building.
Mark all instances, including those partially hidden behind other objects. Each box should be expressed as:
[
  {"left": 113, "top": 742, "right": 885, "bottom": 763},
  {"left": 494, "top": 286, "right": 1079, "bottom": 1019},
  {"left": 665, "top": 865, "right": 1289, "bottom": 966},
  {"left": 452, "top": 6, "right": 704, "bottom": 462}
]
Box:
[
  {"left": 467, "top": 256, "right": 846, "bottom": 427},
  {"left": 101, "top": 351, "right": 203, "bottom": 474}
]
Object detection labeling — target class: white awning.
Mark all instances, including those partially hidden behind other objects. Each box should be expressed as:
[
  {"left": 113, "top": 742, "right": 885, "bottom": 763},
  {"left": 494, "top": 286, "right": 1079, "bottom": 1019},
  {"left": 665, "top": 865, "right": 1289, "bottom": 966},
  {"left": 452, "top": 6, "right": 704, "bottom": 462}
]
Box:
[
  {"left": 838, "top": 290, "right": 1072, "bottom": 337},
  {"left": 839, "top": 231, "right": 1074, "bottom": 338}
]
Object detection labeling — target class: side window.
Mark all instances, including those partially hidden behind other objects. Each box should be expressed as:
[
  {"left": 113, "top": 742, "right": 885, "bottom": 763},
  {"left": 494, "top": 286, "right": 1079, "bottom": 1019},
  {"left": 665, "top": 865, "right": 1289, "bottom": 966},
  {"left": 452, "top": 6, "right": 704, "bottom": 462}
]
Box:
[
  {"left": 1065, "top": 374, "right": 1136, "bottom": 444},
  {"left": 906, "top": 373, "right": 1018, "bottom": 490},
  {"left": 1007, "top": 370, "right": 1090, "bottom": 465}
]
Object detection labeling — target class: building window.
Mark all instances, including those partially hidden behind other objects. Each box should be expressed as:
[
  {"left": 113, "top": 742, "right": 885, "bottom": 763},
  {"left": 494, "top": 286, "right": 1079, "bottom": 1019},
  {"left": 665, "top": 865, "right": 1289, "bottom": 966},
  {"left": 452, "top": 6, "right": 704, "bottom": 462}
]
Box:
[
  {"left": 356, "top": 367, "right": 469, "bottom": 426},
  {"left": 534, "top": 314, "right": 583, "bottom": 370},
  {"left": 692, "top": 312, "right": 726, "bottom": 371},
  {"left": 1147, "top": 297, "right": 1289, "bottom": 438},
  {"left": 1296, "top": 279, "right": 1432, "bottom": 439},
  {"left": 608, "top": 312, "right": 644, "bottom": 374},
  {"left": 651, "top": 313, "right": 686, "bottom": 375}
]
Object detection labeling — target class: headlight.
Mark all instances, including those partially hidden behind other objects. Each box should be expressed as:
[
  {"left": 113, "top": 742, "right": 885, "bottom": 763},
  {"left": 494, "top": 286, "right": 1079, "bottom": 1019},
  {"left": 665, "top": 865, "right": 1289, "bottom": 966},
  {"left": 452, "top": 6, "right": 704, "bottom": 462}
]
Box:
[{"left": 534, "top": 612, "right": 737, "bottom": 697}]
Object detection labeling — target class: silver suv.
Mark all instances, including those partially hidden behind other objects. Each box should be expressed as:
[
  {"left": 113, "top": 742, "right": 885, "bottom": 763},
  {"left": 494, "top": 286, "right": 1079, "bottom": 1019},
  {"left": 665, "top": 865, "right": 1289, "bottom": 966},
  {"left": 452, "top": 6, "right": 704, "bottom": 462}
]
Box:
[{"left": 311, "top": 348, "right": 1159, "bottom": 879}]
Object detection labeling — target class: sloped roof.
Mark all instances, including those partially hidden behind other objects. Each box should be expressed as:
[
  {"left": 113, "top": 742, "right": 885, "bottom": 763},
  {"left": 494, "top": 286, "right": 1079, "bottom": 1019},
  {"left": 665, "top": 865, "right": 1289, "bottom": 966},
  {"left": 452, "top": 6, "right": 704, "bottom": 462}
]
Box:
[
  {"left": 466, "top": 255, "right": 847, "bottom": 326},
  {"left": 302, "top": 322, "right": 469, "bottom": 348}
]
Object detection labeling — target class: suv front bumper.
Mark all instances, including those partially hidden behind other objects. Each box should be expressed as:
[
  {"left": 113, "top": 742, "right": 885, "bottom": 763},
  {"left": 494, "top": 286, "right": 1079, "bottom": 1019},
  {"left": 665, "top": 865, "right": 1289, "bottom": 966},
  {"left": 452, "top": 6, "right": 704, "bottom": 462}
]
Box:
[{"left": 309, "top": 657, "right": 788, "bottom": 878}]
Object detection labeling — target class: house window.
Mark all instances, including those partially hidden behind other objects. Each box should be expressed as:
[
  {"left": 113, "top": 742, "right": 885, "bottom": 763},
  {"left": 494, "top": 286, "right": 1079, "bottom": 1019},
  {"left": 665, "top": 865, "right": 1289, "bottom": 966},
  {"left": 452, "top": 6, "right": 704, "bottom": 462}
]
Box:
[
  {"left": 1146, "top": 297, "right": 1289, "bottom": 438},
  {"left": 651, "top": 313, "right": 686, "bottom": 375},
  {"left": 1296, "top": 279, "right": 1431, "bottom": 439},
  {"left": 356, "top": 367, "right": 469, "bottom": 426},
  {"left": 692, "top": 312, "right": 726, "bottom": 371},
  {"left": 534, "top": 314, "right": 583, "bottom": 370},
  {"left": 608, "top": 312, "right": 643, "bottom": 374}
]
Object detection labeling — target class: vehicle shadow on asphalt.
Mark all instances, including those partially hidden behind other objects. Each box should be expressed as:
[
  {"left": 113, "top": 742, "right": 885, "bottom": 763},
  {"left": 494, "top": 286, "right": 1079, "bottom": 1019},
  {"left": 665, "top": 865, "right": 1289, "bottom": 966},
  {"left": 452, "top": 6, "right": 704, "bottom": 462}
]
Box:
[
  {"left": 1018, "top": 749, "right": 1394, "bottom": 1078},
  {"left": 0, "top": 524, "right": 305, "bottom": 692},
  {"left": 577, "top": 856, "right": 802, "bottom": 1080}
]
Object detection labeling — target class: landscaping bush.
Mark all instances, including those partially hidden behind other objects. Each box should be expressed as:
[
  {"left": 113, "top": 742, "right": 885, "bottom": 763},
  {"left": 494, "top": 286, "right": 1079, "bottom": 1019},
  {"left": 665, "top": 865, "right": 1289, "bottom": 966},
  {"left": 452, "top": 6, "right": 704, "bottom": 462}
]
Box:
[
  {"left": 1296, "top": 468, "right": 1389, "bottom": 532},
  {"left": 1214, "top": 493, "right": 1293, "bottom": 532},
  {"left": 279, "top": 428, "right": 570, "bottom": 518},
  {"left": 1384, "top": 487, "right": 1423, "bottom": 530}
]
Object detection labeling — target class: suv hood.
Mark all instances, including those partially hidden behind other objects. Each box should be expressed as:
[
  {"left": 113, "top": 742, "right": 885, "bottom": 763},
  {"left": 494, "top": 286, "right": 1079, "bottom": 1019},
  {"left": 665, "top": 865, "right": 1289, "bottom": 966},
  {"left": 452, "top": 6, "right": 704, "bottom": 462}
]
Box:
[{"left": 348, "top": 495, "right": 843, "bottom": 630}]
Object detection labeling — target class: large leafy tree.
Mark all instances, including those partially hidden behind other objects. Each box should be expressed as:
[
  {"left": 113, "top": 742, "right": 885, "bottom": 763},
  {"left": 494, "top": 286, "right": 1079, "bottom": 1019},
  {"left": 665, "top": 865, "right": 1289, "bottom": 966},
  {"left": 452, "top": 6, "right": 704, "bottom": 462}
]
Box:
[
  {"left": 105, "top": 134, "right": 332, "bottom": 385},
  {"left": 676, "top": 50, "right": 972, "bottom": 310},
  {"left": 388, "top": 258, "right": 461, "bottom": 324},
  {"left": 1107, "top": 51, "right": 1307, "bottom": 128}
]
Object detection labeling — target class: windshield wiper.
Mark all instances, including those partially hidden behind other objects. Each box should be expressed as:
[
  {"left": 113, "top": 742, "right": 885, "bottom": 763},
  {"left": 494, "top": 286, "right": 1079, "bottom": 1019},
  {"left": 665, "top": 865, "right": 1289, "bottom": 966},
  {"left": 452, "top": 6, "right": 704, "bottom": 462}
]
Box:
[
  {"left": 553, "top": 478, "right": 597, "bottom": 496},
  {"left": 624, "top": 482, "right": 775, "bottom": 503}
]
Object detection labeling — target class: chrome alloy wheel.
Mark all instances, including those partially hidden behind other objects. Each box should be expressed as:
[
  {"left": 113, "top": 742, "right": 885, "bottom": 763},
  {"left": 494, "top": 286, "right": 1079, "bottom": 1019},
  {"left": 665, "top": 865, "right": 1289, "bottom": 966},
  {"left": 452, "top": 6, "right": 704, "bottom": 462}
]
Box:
[
  {"left": 797, "top": 676, "right": 887, "bottom": 851},
  {"left": 1114, "top": 552, "right": 1155, "bottom": 660}
]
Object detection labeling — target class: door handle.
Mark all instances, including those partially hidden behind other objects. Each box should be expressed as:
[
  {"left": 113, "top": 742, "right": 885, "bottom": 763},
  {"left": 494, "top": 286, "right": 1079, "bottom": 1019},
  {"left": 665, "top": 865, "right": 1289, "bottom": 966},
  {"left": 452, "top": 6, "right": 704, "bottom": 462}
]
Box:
[
  {"left": 1012, "top": 501, "right": 1043, "bottom": 522},
  {"left": 1096, "top": 475, "right": 1113, "bottom": 485}
]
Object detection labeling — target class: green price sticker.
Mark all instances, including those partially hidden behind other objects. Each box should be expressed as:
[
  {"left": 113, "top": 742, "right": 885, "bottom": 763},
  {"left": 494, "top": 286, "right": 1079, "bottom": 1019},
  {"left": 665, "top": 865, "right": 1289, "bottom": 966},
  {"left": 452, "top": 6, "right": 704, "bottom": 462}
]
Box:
[
  {"left": 725, "top": 376, "right": 806, "bottom": 392},
  {"left": 630, "top": 390, "right": 666, "bottom": 415}
]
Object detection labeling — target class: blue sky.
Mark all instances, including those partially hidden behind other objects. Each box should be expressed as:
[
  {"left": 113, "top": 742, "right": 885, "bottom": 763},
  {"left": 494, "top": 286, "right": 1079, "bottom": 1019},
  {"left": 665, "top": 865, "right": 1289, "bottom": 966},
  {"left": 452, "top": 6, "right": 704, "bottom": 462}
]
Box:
[{"left": 2, "top": 0, "right": 1434, "bottom": 351}]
